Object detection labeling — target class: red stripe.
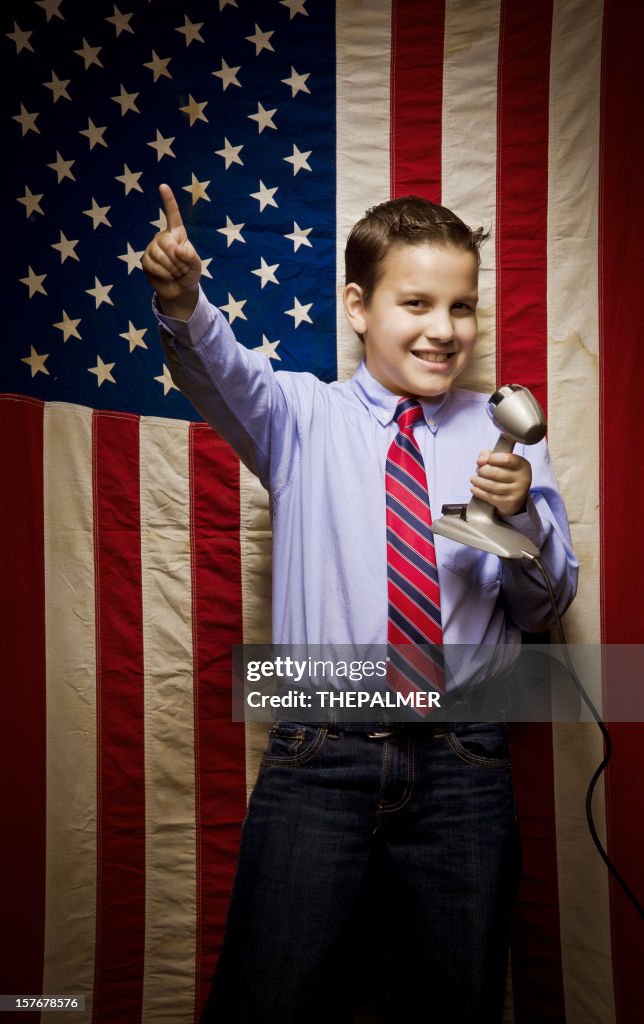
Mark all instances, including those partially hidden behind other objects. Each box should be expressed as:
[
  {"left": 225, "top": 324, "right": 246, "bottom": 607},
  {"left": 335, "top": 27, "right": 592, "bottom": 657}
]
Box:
[
  {"left": 386, "top": 472, "right": 433, "bottom": 529},
  {"left": 387, "top": 539, "right": 438, "bottom": 596},
  {"left": 390, "top": 0, "right": 445, "bottom": 202},
  {"left": 389, "top": 435, "right": 428, "bottom": 489},
  {"left": 495, "top": 2, "right": 567, "bottom": 1019},
  {"left": 190, "top": 424, "right": 247, "bottom": 1019},
  {"left": 387, "top": 505, "right": 437, "bottom": 562},
  {"left": 92, "top": 412, "right": 146, "bottom": 1024},
  {"left": 599, "top": 0, "right": 644, "bottom": 1017},
  {"left": 0, "top": 396, "right": 46, "bottom": 1015},
  {"left": 388, "top": 580, "right": 442, "bottom": 646}
]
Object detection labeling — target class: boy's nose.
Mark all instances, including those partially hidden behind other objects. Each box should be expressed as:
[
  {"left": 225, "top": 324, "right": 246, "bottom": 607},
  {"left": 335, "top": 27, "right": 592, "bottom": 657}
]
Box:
[{"left": 423, "top": 309, "right": 453, "bottom": 341}]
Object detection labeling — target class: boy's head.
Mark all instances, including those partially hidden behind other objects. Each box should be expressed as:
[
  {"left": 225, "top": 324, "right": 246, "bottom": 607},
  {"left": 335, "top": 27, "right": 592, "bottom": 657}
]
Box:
[{"left": 343, "top": 197, "right": 487, "bottom": 398}]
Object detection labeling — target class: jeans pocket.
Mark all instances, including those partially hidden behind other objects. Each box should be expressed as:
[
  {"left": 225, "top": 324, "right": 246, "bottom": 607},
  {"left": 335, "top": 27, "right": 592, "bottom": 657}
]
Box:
[
  {"left": 445, "top": 722, "right": 511, "bottom": 768},
  {"left": 261, "top": 721, "right": 328, "bottom": 767}
]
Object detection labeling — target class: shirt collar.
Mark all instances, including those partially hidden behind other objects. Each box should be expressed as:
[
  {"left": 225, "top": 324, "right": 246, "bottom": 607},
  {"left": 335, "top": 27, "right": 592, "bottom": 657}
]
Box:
[{"left": 350, "top": 359, "right": 449, "bottom": 434}]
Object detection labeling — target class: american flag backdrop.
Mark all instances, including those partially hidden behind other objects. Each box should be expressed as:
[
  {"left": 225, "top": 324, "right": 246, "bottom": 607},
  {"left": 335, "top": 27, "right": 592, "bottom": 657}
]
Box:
[{"left": 1, "top": 1, "right": 643, "bottom": 1022}]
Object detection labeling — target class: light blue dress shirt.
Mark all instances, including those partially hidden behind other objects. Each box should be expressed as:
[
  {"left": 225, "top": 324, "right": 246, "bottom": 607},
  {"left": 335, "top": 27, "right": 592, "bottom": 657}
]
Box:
[{"left": 156, "top": 289, "right": 578, "bottom": 689}]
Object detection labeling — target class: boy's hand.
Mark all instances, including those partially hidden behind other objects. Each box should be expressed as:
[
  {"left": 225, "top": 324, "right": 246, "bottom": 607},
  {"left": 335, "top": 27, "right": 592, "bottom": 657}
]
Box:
[
  {"left": 470, "top": 451, "right": 532, "bottom": 517},
  {"left": 142, "top": 183, "right": 201, "bottom": 320}
]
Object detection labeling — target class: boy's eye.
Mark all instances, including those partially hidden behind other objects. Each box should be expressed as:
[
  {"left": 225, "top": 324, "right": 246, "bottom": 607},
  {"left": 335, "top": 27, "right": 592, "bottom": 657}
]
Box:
[{"left": 405, "top": 299, "right": 423, "bottom": 308}]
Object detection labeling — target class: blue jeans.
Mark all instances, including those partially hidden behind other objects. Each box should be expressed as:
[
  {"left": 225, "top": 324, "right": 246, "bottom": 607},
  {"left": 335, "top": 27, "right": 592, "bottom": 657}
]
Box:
[{"left": 201, "top": 721, "right": 520, "bottom": 1024}]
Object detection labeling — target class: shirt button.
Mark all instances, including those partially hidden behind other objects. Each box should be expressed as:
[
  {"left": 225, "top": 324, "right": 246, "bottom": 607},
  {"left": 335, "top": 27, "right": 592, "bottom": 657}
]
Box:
[{"left": 428, "top": 417, "right": 436, "bottom": 427}]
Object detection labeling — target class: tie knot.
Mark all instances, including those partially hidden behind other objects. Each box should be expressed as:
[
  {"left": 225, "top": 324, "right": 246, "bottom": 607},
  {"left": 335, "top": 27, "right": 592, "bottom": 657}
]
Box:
[{"left": 394, "top": 397, "right": 424, "bottom": 431}]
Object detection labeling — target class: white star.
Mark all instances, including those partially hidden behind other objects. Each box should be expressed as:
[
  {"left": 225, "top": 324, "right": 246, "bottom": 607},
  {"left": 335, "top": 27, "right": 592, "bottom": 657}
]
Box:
[
  {"left": 248, "top": 101, "right": 277, "bottom": 133},
  {"left": 79, "top": 118, "right": 108, "bottom": 150},
  {"left": 51, "top": 231, "right": 79, "bottom": 263},
  {"left": 74, "top": 38, "right": 103, "bottom": 69},
  {"left": 280, "top": 0, "right": 308, "bottom": 18},
  {"left": 119, "top": 321, "right": 148, "bottom": 352},
  {"left": 44, "top": 71, "right": 71, "bottom": 102},
  {"left": 88, "top": 356, "right": 116, "bottom": 387},
  {"left": 219, "top": 0, "right": 238, "bottom": 10},
  {"left": 246, "top": 24, "right": 275, "bottom": 55},
  {"left": 36, "top": 0, "right": 65, "bottom": 21},
  {"left": 176, "top": 16, "right": 204, "bottom": 46},
  {"left": 254, "top": 335, "right": 281, "bottom": 360},
  {"left": 150, "top": 208, "right": 167, "bottom": 232},
  {"left": 285, "top": 221, "right": 313, "bottom": 252},
  {"left": 285, "top": 297, "right": 313, "bottom": 328},
  {"left": 250, "top": 181, "right": 278, "bottom": 211},
  {"left": 284, "top": 144, "right": 312, "bottom": 175},
  {"left": 212, "top": 58, "right": 241, "bottom": 90},
  {"left": 111, "top": 84, "right": 140, "bottom": 116},
  {"left": 13, "top": 105, "right": 40, "bottom": 136},
  {"left": 20, "top": 266, "right": 47, "bottom": 298},
  {"left": 154, "top": 364, "right": 179, "bottom": 395},
  {"left": 83, "top": 198, "right": 112, "bottom": 230},
  {"left": 22, "top": 347, "right": 50, "bottom": 378},
  {"left": 6, "top": 21, "right": 34, "bottom": 54},
  {"left": 217, "top": 216, "right": 245, "bottom": 247},
  {"left": 201, "top": 258, "right": 213, "bottom": 279},
  {"left": 147, "top": 130, "right": 175, "bottom": 161},
  {"left": 252, "top": 258, "right": 280, "bottom": 288},
  {"left": 47, "top": 151, "right": 75, "bottom": 183},
  {"left": 118, "top": 242, "right": 145, "bottom": 274},
  {"left": 180, "top": 94, "right": 208, "bottom": 126},
  {"left": 86, "top": 276, "right": 114, "bottom": 308},
  {"left": 182, "top": 174, "right": 211, "bottom": 205},
  {"left": 219, "top": 293, "right": 247, "bottom": 324},
  {"left": 17, "top": 187, "right": 44, "bottom": 218},
  {"left": 106, "top": 5, "right": 134, "bottom": 36},
  {"left": 144, "top": 51, "right": 172, "bottom": 81},
  {"left": 215, "top": 138, "right": 244, "bottom": 169},
  {"left": 282, "top": 66, "right": 310, "bottom": 97},
  {"left": 115, "top": 164, "right": 143, "bottom": 195},
  {"left": 53, "top": 311, "right": 82, "bottom": 342}
]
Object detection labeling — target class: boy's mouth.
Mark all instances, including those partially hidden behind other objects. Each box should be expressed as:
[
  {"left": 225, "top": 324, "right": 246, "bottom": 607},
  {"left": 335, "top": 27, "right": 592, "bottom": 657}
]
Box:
[{"left": 411, "top": 350, "right": 455, "bottom": 363}]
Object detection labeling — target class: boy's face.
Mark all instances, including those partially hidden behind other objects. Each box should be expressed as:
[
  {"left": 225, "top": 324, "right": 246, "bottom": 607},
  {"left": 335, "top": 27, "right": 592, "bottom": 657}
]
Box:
[{"left": 344, "top": 242, "right": 479, "bottom": 398}]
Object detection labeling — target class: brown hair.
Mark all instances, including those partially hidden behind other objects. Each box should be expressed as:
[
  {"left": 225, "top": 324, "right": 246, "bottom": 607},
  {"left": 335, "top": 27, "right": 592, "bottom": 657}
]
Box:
[{"left": 345, "top": 196, "right": 488, "bottom": 304}]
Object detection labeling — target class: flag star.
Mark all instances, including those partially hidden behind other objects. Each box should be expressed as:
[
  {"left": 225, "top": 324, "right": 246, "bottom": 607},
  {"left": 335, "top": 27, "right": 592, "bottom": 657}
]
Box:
[
  {"left": 285, "top": 221, "right": 313, "bottom": 252},
  {"left": 248, "top": 101, "right": 277, "bottom": 133},
  {"left": 74, "top": 38, "right": 103, "bottom": 69},
  {"left": 219, "top": 0, "right": 238, "bottom": 10},
  {"left": 115, "top": 164, "right": 143, "bottom": 195},
  {"left": 154, "top": 364, "right": 179, "bottom": 395},
  {"left": 252, "top": 258, "right": 279, "bottom": 288},
  {"left": 176, "top": 15, "right": 204, "bottom": 46},
  {"left": 44, "top": 71, "right": 71, "bottom": 102},
  {"left": 254, "top": 335, "right": 281, "bottom": 360},
  {"left": 86, "top": 276, "right": 114, "bottom": 308},
  {"left": 180, "top": 94, "right": 208, "bottom": 126},
  {"left": 217, "top": 216, "right": 245, "bottom": 247},
  {"left": 51, "top": 231, "right": 80, "bottom": 263},
  {"left": 36, "top": 0, "right": 65, "bottom": 21},
  {"left": 6, "top": 21, "right": 34, "bottom": 54},
  {"left": 201, "top": 257, "right": 213, "bottom": 279},
  {"left": 282, "top": 66, "right": 310, "bottom": 97},
  {"left": 215, "top": 138, "right": 243, "bottom": 169},
  {"left": 150, "top": 208, "right": 167, "bottom": 232},
  {"left": 183, "top": 174, "right": 211, "bottom": 205},
  {"left": 13, "top": 104, "right": 40, "bottom": 136},
  {"left": 119, "top": 321, "right": 148, "bottom": 352},
  {"left": 212, "top": 58, "right": 241, "bottom": 90},
  {"left": 250, "top": 181, "right": 278, "bottom": 211},
  {"left": 83, "top": 198, "right": 112, "bottom": 229},
  {"left": 47, "top": 151, "right": 75, "bottom": 183},
  {"left": 53, "top": 311, "right": 82, "bottom": 342},
  {"left": 22, "top": 347, "right": 50, "bottom": 377},
  {"left": 246, "top": 24, "right": 275, "bottom": 55},
  {"left": 285, "top": 297, "right": 313, "bottom": 327},
  {"left": 88, "top": 355, "right": 116, "bottom": 387},
  {"left": 79, "top": 118, "right": 108, "bottom": 150},
  {"left": 111, "top": 84, "right": 140, "bottom": 116},
  {"left": 17, "top": 186, "right": 44, "bottom": 217},
  {"left": 106, "top": 5, "right": 134, "bottom": 36},
  {"left": 20, "top": 266, "right": 47, "bottom": 298},
  {"left": 144, "top": 51, "right": 172, "bottom": 81},
  {"left": 118, "top": 242, "right": 145, "bottom": 274},
  {"left": 219, "top": 293, "right": 247, "bottom": 324},
  {"left": 281, "top": 0, "right": 309, "bottom": 17},
  {"left": 147, "top": 129, "right": 175, "bottom": 161},
  {"left": 284, "top": 144, "right": 312, "bottom": 174}
]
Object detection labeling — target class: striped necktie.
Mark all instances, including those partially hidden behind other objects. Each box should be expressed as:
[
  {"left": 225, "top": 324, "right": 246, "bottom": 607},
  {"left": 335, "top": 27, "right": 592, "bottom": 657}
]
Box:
[{"left": 386, "top": 397, "right": 444, "bottom": 705}]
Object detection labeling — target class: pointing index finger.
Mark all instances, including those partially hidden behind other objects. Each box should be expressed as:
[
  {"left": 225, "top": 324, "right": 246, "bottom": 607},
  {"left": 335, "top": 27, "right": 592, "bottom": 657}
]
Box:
[{"left": 159, "top": 183, "right": 184, "bottom": 232}]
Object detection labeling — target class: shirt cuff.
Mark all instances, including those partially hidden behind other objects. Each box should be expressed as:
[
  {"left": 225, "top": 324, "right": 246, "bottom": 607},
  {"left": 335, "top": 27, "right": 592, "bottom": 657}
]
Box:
[
  {"left": 499, "top": 494, "right": 544, "bottom": 547},
  {"left": 152, "top": 286, "right": 214, "bottom": 348}
]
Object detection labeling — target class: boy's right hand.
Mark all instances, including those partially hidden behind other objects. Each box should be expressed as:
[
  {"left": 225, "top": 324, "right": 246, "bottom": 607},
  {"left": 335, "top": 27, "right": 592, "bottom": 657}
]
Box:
[{"left": 142, "top": 183, "right": 201, "bottom": 320}]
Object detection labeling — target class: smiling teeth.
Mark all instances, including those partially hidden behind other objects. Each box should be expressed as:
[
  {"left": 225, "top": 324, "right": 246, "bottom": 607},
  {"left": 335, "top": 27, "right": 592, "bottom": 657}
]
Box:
[{"left": 413, "top": 352, "right": 452, "bottom": 363}]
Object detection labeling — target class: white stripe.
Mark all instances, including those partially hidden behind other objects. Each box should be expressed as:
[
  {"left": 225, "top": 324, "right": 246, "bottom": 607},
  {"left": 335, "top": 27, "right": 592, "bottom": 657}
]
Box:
[
  {"left": 139, "top": 417, "right": 197, "bottom": 1023},
  {"left": 441, "top": 0, "right": 501, "bottom": 395},
  {"left": 42, "top": 403, "right": 96, "bottom": 1023},
  {"left": 546, "top": 1, "right": 614, "bottom": 1019},
  {"left": 336, "top": 0, "right": 392, "bottom": 382}
]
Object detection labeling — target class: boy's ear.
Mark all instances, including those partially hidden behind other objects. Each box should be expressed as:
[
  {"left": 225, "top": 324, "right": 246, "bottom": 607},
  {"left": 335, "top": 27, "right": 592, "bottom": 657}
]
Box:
[{"left": 343, "top": 282, "right": 368, "bottom": 336}]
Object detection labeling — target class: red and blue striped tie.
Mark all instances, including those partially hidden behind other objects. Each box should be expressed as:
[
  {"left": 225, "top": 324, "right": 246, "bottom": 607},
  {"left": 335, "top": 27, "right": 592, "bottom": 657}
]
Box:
[{"left": 386, "top": 397, "right": 444, "bottom": 708}]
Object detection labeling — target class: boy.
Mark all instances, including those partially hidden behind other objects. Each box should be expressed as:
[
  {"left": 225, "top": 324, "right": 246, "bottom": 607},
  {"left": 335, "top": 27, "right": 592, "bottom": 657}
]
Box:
[{"left": 143, "top": 186, "right": 577, "bottom": 1023}]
